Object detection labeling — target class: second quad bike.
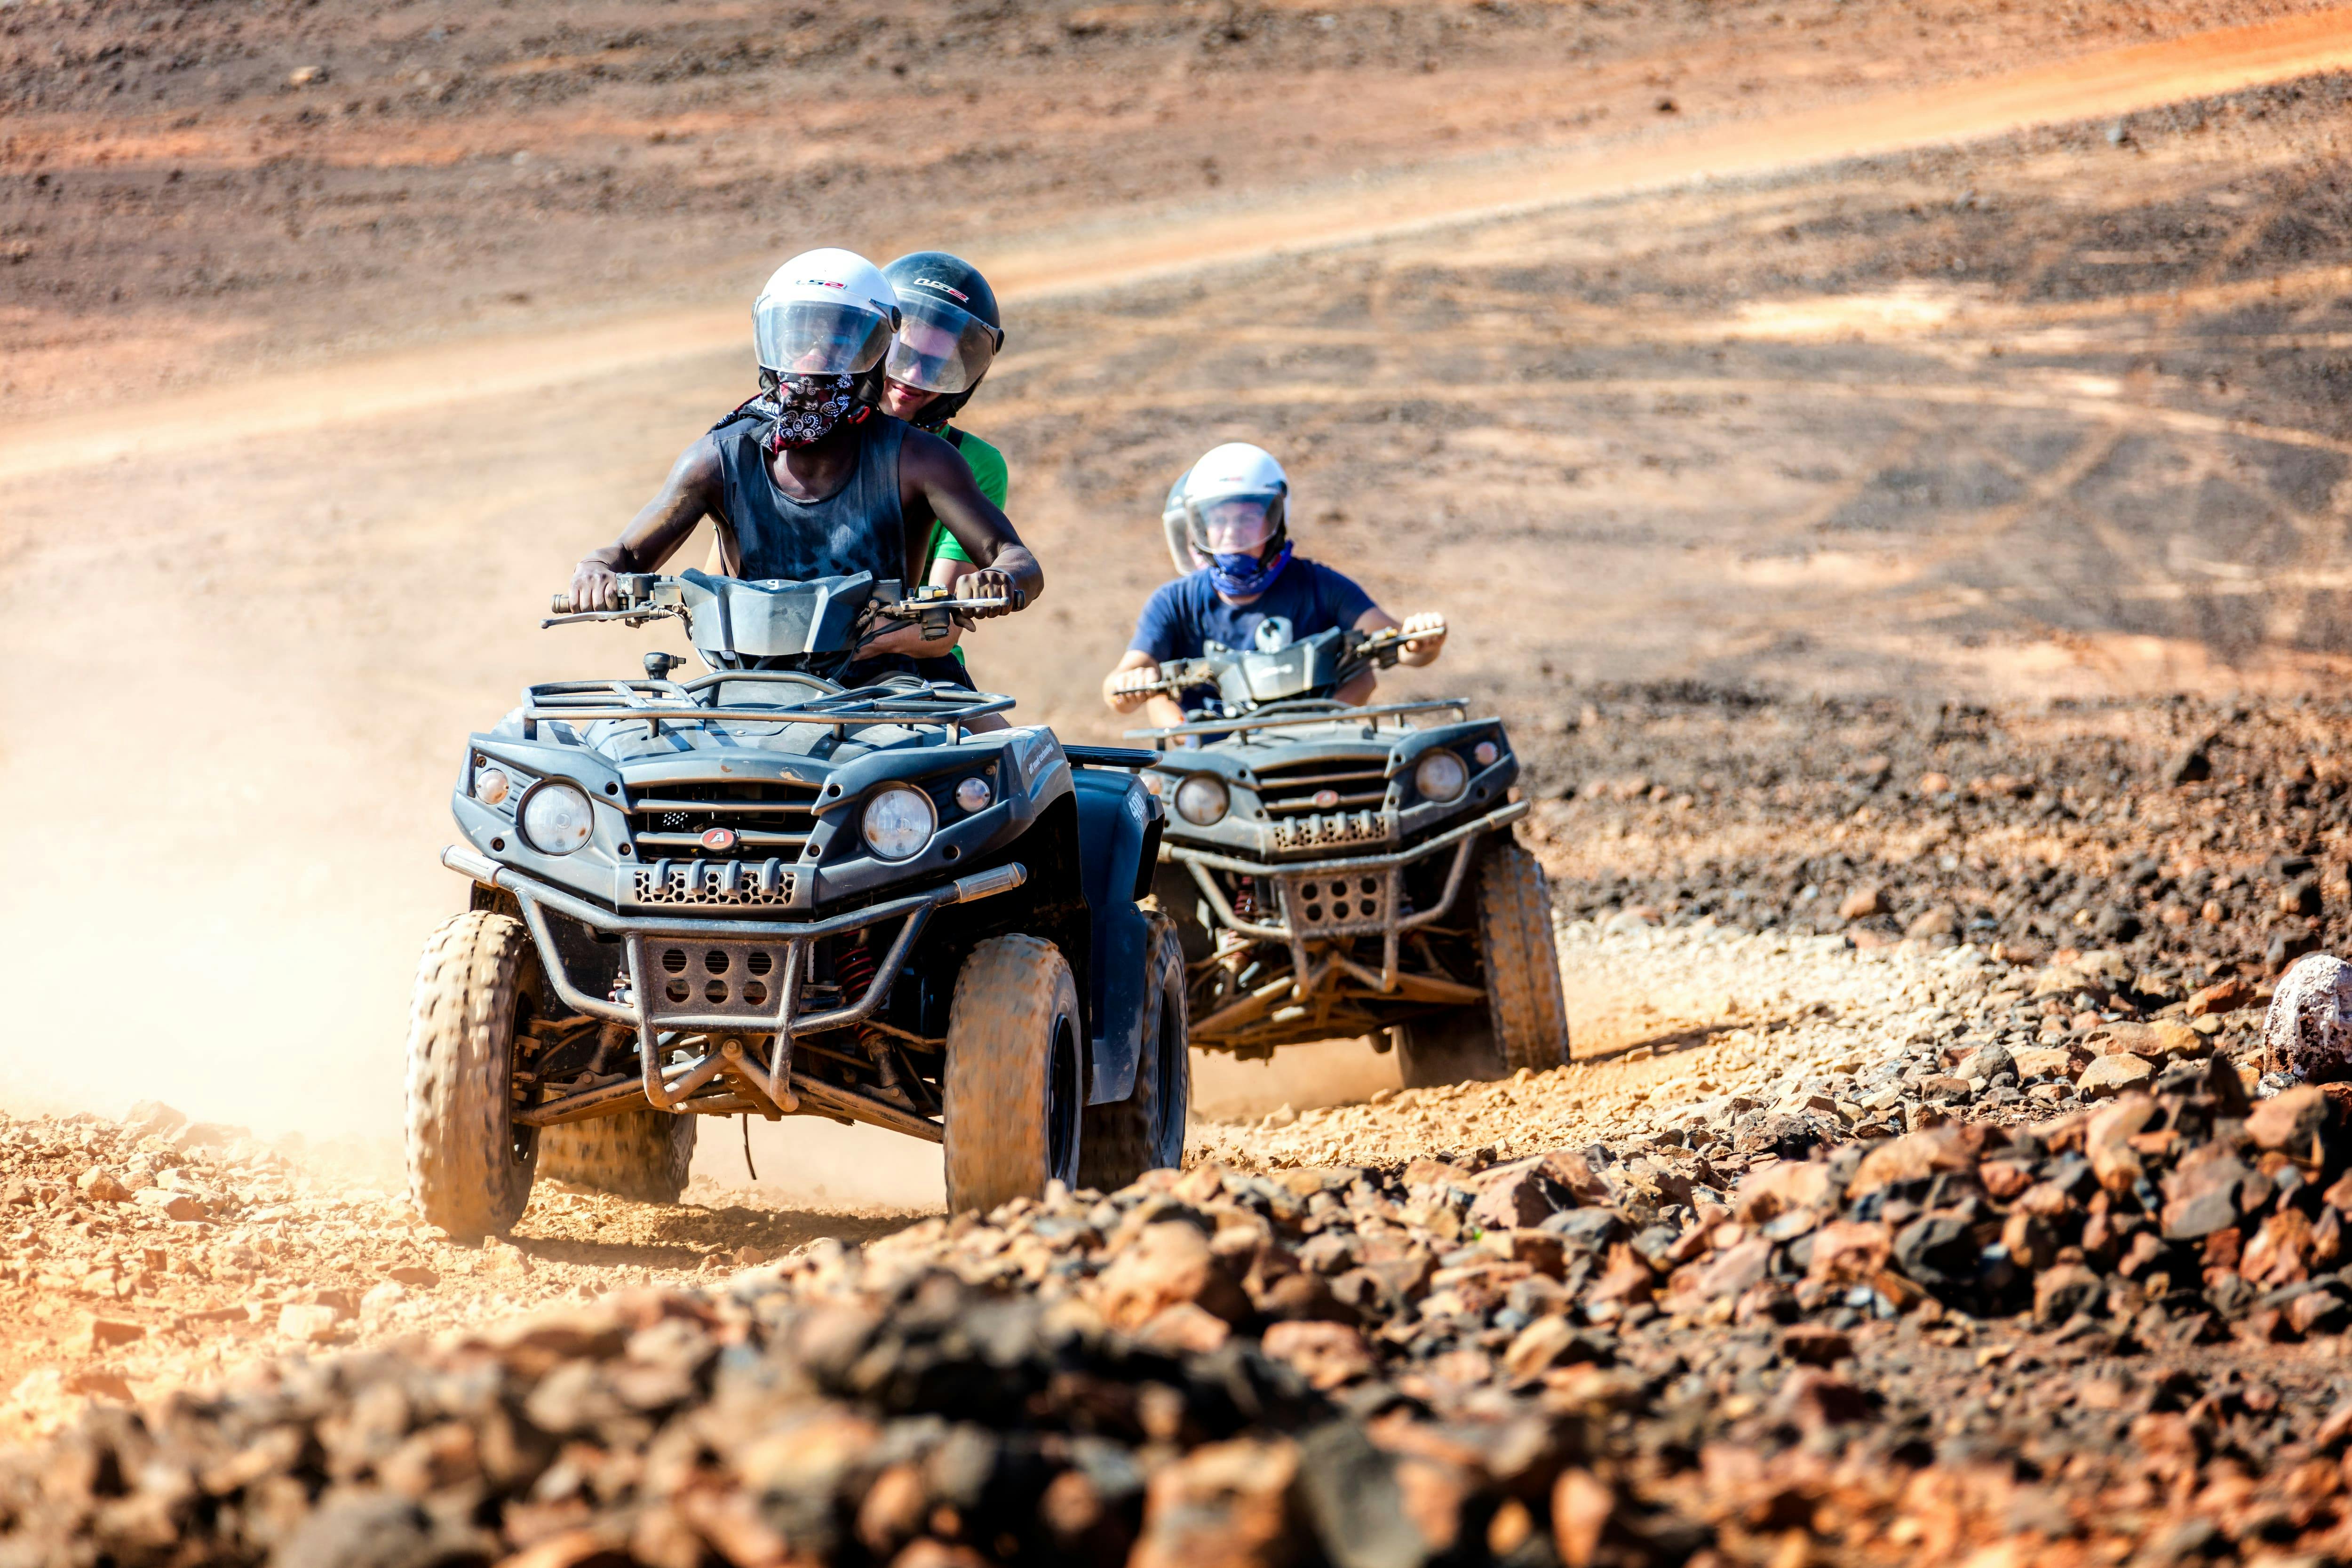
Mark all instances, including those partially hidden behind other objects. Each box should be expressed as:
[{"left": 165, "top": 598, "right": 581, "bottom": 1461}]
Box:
[
  {"left": 1127, "top": 623, "right": 1569, "bottom": 1087},
  {"left": 405, "top": 569, "right": 1185, "bottom": 1240}
]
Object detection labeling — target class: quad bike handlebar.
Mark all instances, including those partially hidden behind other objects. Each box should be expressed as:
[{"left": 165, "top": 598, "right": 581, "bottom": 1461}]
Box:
[
  {"left": 545, "top": 579, "right": 1014, "bottom": 624},
  {"left": 1120, "top": 621, "right": 1435, "bottom": 699}
]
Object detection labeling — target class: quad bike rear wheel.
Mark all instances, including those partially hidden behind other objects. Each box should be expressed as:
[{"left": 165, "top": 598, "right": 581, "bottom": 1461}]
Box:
[
  {"left": 1080, "top": 915, "right": 1191, "bottom": 1190},
  {"left": 537, "top": 1106, "right": 698, "bottom": 1203},
  {"left": 1394, "top": 836, "right": 1570, "bottom": 1087},
  {"left": 405, "top": 910, "right": 540, "bottom": 1241},
  {"left": 942, "top": 935, "right": 1084, "bottom": 1214}
]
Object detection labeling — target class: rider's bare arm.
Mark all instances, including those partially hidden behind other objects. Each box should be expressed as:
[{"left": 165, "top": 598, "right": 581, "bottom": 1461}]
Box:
[
  {"left": 571, "top": 437, "right": 727, "bottom": 611},
  {"left": 901, "top": 429, "right": 1042, "bottom": 620}
]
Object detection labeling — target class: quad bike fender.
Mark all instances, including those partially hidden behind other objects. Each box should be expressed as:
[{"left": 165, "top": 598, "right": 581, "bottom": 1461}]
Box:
[{"left": 1071, "top": 766, "right": 1167, "bottom": 1106}]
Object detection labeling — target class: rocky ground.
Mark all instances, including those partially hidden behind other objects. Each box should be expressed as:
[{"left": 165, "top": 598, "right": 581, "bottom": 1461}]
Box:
[{"left": 12, "top": 693, "right": 2352, "bottom": 1564}]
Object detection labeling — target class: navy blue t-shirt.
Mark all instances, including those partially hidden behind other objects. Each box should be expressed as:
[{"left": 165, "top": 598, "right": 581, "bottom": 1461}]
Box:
[{"left": 1128, "top": 558, "right": 1378, "bottom": 664}]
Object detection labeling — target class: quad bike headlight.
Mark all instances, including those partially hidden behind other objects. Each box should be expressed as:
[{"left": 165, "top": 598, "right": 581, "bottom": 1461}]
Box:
[
  {"left": 862, "top": 784, "right": 937, "bottom": 861},
  {"left": 1474, "top": 740, "right": 1499, "bottom": 767},
  {"left": 1174, "top": 774, "right": 1229, "bottom": 827},
  {"left": 1413, "top": 749, "right": 1469, "bottom": 804},
  {"left": 518, "top": 780, "right": 595, "bottom": 855},
  {"left": 474, "top": 766, "right": 512, "bottom": 808},
  {"left": 954, "top": 776, "right": 991, "bottom": 813}
]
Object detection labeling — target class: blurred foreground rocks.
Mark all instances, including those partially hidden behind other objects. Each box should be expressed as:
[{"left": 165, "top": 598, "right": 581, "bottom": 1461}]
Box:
[{"left": 20, "top": 1059, "right": 2352, "bottom": 1565}]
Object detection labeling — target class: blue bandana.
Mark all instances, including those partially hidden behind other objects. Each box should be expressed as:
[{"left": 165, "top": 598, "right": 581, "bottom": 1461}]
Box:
[{"left": 1209, "top": 541, "right": 1292, "bottom": 599}]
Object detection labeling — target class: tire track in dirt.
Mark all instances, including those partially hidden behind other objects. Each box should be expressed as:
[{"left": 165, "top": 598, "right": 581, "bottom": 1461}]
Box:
[{"left": 4, "top": 6, "right": 2351, "bottom": 487}]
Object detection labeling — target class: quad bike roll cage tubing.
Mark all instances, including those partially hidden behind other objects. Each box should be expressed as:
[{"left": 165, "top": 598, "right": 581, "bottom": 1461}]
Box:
[
  {"left": 1168, "top": 800, "right": 1529, "bottom": 994},
  {"left": 442, "top": 844, "right": 1025, "bottom": 1130}
]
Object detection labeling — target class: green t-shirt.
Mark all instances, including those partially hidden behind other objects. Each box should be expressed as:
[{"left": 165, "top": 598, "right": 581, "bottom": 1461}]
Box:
[{"left": 925, "top": 427, "right": 1007, "bottom": 569}]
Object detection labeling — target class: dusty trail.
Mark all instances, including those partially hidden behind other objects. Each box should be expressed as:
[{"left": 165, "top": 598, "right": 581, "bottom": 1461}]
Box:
[
  {"left": 4, "top": 6, "right": 2351, "bottom": 484},
  {"left": 11, "top": 0, "right": 2352, "bottom": 1466}
]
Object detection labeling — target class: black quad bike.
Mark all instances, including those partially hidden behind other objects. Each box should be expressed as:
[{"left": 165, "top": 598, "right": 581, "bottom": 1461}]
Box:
[
  {"left": 1126, "top": 624, "right": 1568, "bottom": 1088},
  {"left": 406, "top": 570, "right": 1184, "bottom": 1240}
]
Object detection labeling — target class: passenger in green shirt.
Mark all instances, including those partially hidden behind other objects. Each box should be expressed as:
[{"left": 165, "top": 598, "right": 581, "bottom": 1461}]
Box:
[{"left": 877, "top": 252, "right": 1009, "bottom": 704}]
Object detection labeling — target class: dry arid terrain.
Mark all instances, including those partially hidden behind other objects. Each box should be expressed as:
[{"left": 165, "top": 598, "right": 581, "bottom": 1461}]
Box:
[{"left": 15, "top": 1, "right": 2352, "bottom": 1565}]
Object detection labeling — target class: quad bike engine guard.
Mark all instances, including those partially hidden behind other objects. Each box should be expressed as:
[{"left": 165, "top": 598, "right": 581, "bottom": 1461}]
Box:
[
  {"left": 1168, "top": 799, "right": 1527, "bottom": 1029},
  {"left": 442, "top": 844, "right": 1025, "bottom": 1140}
]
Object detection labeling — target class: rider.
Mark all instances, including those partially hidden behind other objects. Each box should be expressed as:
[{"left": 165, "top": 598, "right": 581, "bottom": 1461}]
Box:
[
  {"left": 571, "top": 247, "right": 1041, "bottom": 680},
  {"left": 1102, "top": 442, "right": 1445, "bottom": 731}
]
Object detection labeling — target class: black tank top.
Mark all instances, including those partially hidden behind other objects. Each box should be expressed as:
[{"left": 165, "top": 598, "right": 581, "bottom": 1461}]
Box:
[{"left": 709, "top": 409, "right": 908, "bottom": 584}]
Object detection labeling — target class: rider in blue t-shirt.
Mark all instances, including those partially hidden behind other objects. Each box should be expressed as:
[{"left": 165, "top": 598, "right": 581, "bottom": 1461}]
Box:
[{"left": 1103, "top": 442, "right": 1446, "bottom": 729}]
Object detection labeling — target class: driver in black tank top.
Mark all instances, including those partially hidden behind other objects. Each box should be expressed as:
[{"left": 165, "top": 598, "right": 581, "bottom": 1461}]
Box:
[{"left": 569, "top": 247, "right": 1042, "bottom": 679}]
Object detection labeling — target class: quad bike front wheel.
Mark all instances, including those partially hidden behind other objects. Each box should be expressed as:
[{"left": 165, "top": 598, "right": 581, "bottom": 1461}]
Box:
[
  {"left": 1475, "top": 836, "right": 1572, "bottom": 1073},
  {"left": 405, "top": 911, "right": 540, "bottom": 1241},
  {"left": 537, "top": 1106, "right": 698, "bottom": 1204},
  {"left": 1080, "top": 915, "right": 1191, "bottom": 1191},
  {"left": 942, "top": 934, "right": 1084, "bottom": 1214},
  {"left": 1394, "top": 836, "right": 1571, "bottom": 1087}
]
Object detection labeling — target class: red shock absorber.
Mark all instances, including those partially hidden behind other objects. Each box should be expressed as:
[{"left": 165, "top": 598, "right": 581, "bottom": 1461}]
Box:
[
  {"left": 834, "top": 939, "right": 879, "bottom": 1003},
  {"left": 832, "top": 939, "right": 907, "bottom": 1101}
]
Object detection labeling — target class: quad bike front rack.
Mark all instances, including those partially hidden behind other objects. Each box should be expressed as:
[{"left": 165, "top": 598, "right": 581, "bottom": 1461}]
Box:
[
  {"left": 442, "top": 844, "right": 1026, "bottom": 1141},
  {"left": 1128, "top": 696, "right": 1470, "bottom": 747},
  {"left": 521, "top": 671, "right": 1016, "bottom": 744}
]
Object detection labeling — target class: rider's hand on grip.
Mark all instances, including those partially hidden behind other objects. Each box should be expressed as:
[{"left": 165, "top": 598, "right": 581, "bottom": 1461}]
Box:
[
  {"left": 569, "top": 559, "right": 622, "bottom": 613},
  {"left": 1110, "top": 667, "right": 1164, "bottom": 698},
  {"left": 1399, "top": 612, "right": 1447, "bottom": 650},
  {"left": 953, "top": 567, "right": 1022, "bottom": 619}
]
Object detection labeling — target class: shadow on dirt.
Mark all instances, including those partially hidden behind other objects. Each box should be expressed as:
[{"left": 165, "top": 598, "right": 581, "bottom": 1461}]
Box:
[{"left": 507, "top": 1199, "right": 920, "bottom": 1270}]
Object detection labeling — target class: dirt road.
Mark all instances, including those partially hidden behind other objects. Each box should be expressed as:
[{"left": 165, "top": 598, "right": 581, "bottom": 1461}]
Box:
[{"left": 9, "top": 2, "right": 2352, "bottom": 1164}]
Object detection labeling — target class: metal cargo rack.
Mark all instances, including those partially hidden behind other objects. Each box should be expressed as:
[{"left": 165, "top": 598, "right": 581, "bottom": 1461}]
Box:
[{"left": 521, "top": 670, "right": 1016, "bottom": 743}]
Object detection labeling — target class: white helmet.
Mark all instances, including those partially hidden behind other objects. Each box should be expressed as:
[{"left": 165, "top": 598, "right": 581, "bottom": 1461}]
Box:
[
  {"left": 1183, "top": 442, "right": 1289, "bottom": 508},
  {"left": 1179, "top": 443, "right": 1292, "bottom": 595},
  {"left": 753, "top": 249, "right": 902, "bottom": 379}
]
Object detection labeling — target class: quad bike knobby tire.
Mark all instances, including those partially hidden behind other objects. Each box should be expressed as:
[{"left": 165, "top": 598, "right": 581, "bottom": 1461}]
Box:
[
  {"left": 943, "top": 934, "right": 1084, "bottom": 1214},
  {"left": 1474, "top": 835, "right": 1573, "bottom": 1072},
  {"left": 405, "top": 910, "right": 540, "bottom": 1241},
  {"left": 1080, "top": 915, "right": 1191, "bottom": 1191},
  {"left": 1394, "top": 836, "right": 1571, "bottom": 1087},
  {"left": 537, "top": 1106, "right": 697, "bottom": 1204}
]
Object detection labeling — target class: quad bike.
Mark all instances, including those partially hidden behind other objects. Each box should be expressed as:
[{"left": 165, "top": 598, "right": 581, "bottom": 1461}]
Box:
[
  {"left": 405, "top": 569, "right": 1184, "bottom": 1240},
  {"left": 1128, "top": 623, "right": 1568, "bottom": 1088}
]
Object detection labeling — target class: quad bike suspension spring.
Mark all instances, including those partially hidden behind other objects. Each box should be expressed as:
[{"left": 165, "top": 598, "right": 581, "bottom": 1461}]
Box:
[{"left": 833, "top": 939, "right": 912, "bottom": 1106}]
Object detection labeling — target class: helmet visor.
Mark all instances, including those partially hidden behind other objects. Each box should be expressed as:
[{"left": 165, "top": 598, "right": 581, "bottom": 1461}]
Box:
[
  {"left": 754, "top": 298, "right": 895, "bottom": 376},
  {"left": 882, "top": 294, "right": 999, "bottom": 395},
  {"left": 1188, "top": 493, "right": 1280, "bottom": 555}
]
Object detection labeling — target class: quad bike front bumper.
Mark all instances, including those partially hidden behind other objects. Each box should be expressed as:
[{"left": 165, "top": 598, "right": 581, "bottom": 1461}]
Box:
[
  {"left": 1165, "top": 799, "right": 1527, "bottom": 1039},
  {"left": 443, "top": 844, "right": 1026, "bottom": 1140}
]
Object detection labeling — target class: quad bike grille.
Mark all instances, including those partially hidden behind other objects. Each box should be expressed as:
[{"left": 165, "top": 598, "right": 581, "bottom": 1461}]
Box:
[
  {"left": 627, "top": 779, "right": 820, "bottom": 861},
  {"left": 1253, "top": 757, "right": 1390, "bottom": 816},
  {"left": 634, "top": 858, "right": 798, "bottom": 907},
  {"left": 643, "top": 940, "right": 790, "bottom": 1019},
  {"left": 1279, "top": 868, "right": 1402, "bottom": 937},
  {"left": 1269, "top": 809, "right": 1393, "bottom": 852}
]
